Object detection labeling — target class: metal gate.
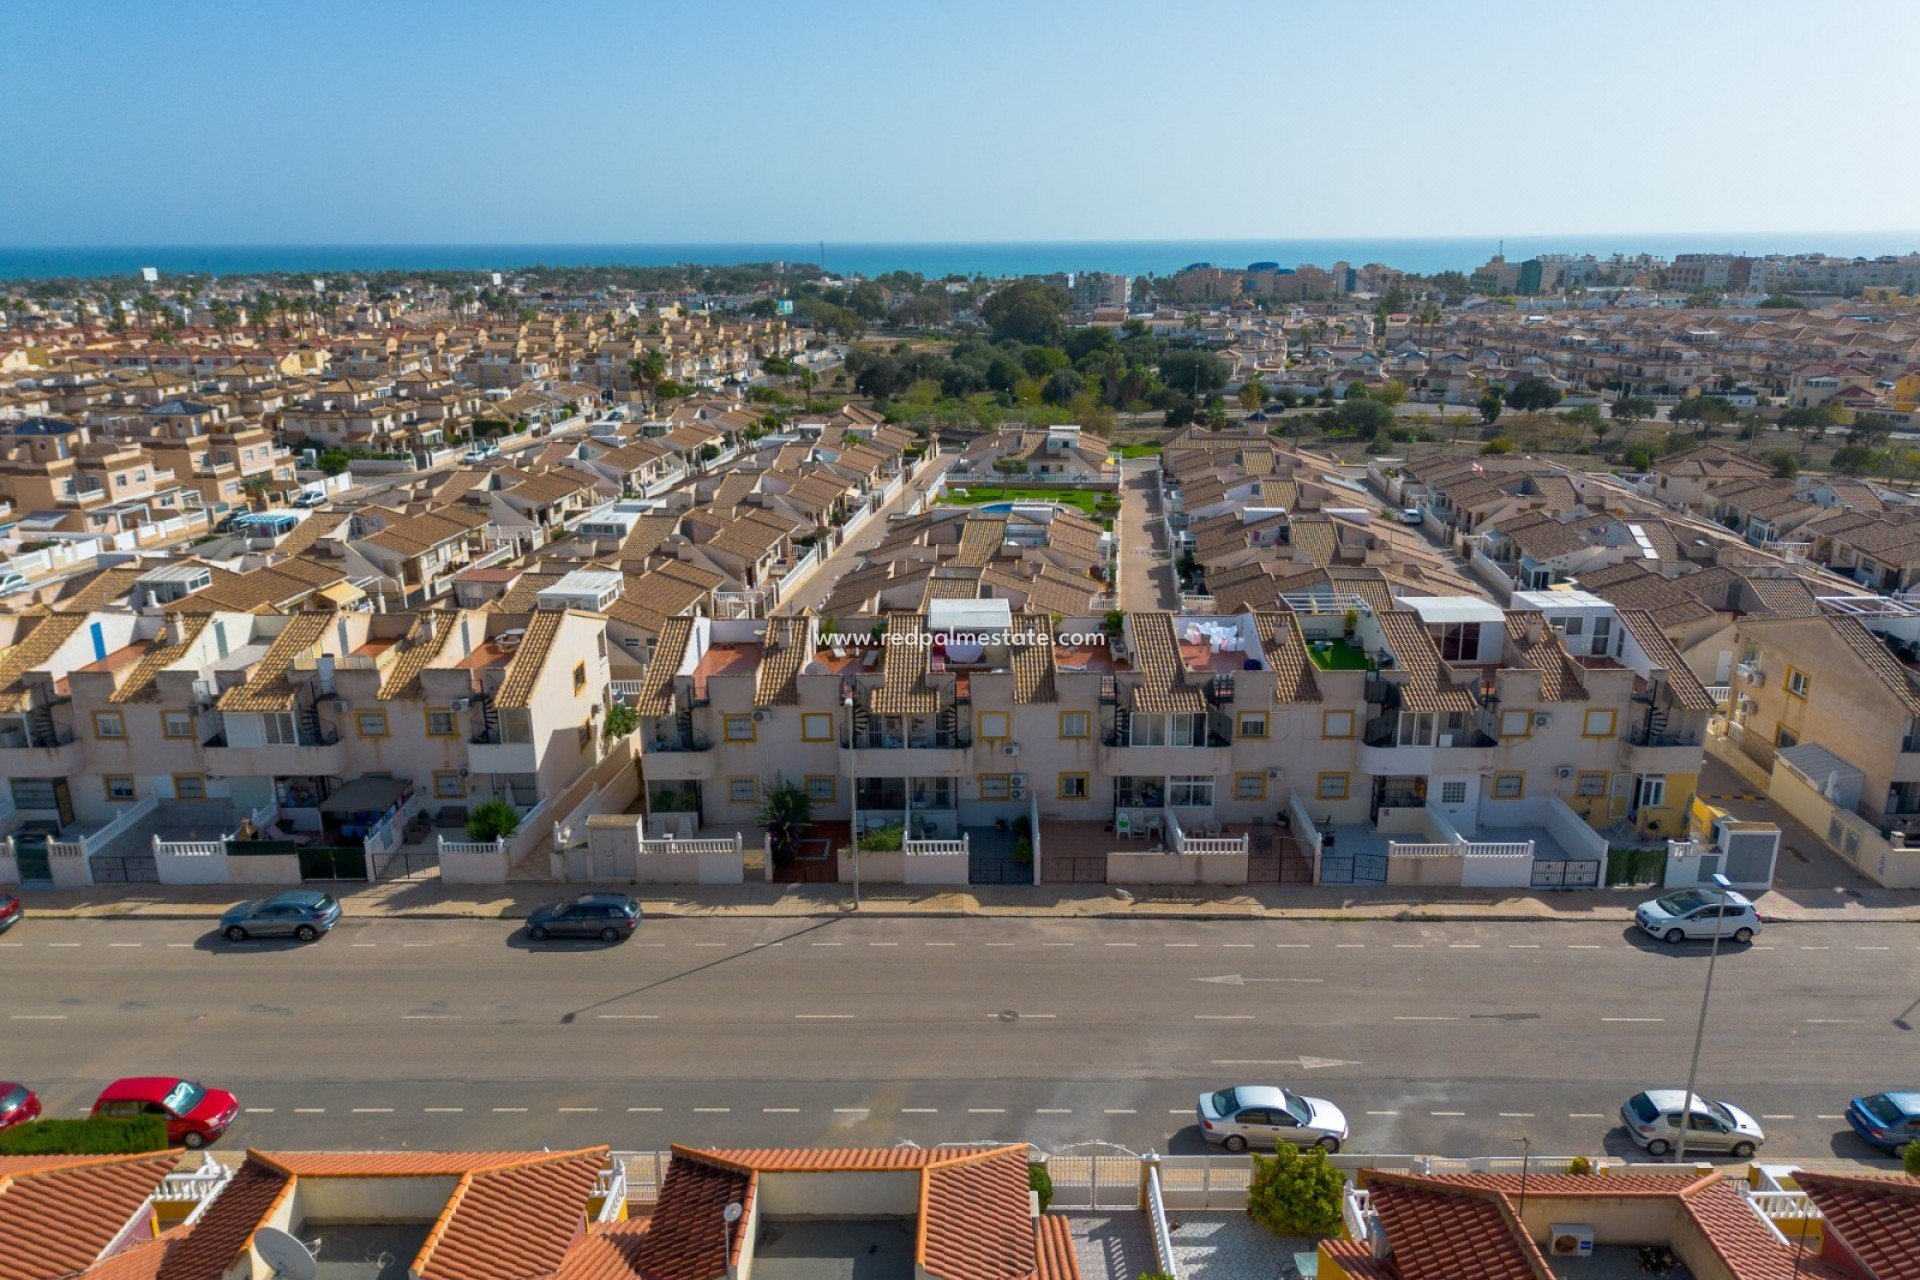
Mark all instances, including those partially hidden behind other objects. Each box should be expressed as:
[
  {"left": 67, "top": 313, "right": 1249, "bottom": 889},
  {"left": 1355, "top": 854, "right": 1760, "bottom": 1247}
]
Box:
[
  {"left": 1042, "top": 856, "right": 1107, "bottom": 884},
  {"left": 300, "top": 846, "right": 367, "bottom": 881},
  {"left": 1044, "top": 1144, "right": 1140, "bottom": 1210},
  {"left": 90, "top": 854, "right": 159, "bottom": 884},
  {"left": 15, "top": 848, "right": 52, "bottom": 884},
  {"left": 1530, "top": 858, "right": 1602, "bottom": 888}
]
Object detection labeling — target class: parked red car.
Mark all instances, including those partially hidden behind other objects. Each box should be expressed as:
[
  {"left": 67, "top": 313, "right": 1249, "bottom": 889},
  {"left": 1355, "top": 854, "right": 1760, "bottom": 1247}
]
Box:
[
  {"left": 0, "top": 1083, "right": 42, "bottom": 1129},
  {"left": 0, "top": 893, "right": 21, "bottom": 932},
  {"left": 92, "top": 1077, "right": 239, "bottom": 1149}
]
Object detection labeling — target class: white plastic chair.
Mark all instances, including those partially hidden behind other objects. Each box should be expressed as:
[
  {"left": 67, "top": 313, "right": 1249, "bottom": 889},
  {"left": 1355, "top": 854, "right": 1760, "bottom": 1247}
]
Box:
[{"left": 1115, "top": 813, "right": 1134, "bottom": 840}]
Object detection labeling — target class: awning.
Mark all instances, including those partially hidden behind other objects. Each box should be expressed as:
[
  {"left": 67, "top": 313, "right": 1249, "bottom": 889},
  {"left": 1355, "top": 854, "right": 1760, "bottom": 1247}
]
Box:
[
  {"left": 319, "top": 776, "right": 412, "bottom": 814},
  {"left": 316, "top": 581, "right": 366, "bottom": 606}
]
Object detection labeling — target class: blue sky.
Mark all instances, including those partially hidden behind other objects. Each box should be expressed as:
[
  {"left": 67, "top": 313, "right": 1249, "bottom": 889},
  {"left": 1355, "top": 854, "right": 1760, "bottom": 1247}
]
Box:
[{"left": 4, "top": 0, "right": 1918, "bottom": 245}]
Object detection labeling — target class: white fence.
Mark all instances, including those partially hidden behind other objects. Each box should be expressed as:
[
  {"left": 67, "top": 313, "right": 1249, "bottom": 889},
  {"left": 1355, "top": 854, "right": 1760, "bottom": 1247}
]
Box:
[
  {"left": 49, "top": 794, "right": 160, "bottom": 862},
  {"left": 1145, "top": 1158, "right": 1181, "bottom": 1280},
  {"left": 1289, "top": 793, "right": 1323, "bottom": 882}
]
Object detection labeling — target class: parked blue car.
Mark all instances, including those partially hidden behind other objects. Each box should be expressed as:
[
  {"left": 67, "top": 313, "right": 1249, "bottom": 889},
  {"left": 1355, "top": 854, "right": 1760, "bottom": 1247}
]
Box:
[
  {"left": 221, "top": 890, "right": 342, "bottom": 942},
  {"left": 1846, "top": 1092, "right": 1920, "bottom": 1152}
]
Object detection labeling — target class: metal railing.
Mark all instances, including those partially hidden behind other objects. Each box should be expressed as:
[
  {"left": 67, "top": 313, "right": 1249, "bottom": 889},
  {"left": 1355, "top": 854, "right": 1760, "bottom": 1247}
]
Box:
[{"left": 1145, "top": 1158, "right": 1181, "bottom": 1280}]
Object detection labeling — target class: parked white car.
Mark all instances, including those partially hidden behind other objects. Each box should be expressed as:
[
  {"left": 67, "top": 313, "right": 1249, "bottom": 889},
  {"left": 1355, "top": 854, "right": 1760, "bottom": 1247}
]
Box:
[
  {"left": 1400, "top": 507, "right": 1424, "bottom": 525},
  {"left": 1620, "top": 1089, "right": 1765, "bottom": 1158},
  {"left": 0, "top": 571, "right": 29, "bottom": 597},
  {"left": 1635, "top": 888, "right": 1761, "bottom": 944},
  {"left": 1197, "top": 1085, "right": 1348, "bottom": 1153}
]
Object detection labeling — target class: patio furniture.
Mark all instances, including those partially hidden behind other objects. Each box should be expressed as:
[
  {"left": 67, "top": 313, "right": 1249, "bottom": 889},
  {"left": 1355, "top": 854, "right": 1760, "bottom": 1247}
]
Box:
[
  {"left": 1144, "top": 814, "right": 1164, "bottom": 842},
  {"left": 1202, "top": 818, "right": 1223, "bottom": 837},
  {"left": 1115, "top": 813, "right": 1134, "bottom": 840}
]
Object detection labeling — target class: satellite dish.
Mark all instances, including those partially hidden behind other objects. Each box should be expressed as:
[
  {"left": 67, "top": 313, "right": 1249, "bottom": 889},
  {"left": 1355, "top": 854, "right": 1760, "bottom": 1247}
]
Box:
[
  {"left": 255, "top": 1227, "right": 318, "bottom": 1280},
  {"left": 723, "top": 1202, "right": 745, "bottom": 1224}
]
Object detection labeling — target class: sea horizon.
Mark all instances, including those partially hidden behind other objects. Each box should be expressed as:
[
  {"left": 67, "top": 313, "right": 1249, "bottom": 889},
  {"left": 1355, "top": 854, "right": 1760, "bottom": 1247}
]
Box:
[{"left": 4, "top": 234, "right": 1920, "bottom": 283}]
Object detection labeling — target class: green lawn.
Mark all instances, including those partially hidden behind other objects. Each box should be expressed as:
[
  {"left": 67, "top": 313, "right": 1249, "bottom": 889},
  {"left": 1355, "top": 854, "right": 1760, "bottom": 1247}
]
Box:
[
  {"left": 937, "top": 485, "right": 1119, "bottom": 519},
  {"left": 1306, "top": 637, "right": 1372, "bottom": 671},
  {"left": 1113, "top": 442, "right": 1162, "bottom": 459}
]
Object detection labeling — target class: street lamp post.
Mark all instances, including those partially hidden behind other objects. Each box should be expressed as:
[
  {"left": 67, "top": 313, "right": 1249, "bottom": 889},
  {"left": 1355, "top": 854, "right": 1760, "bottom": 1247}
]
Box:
[
  {"left": 1674, "top": 871, "right": 1733, "bottom": 1165},
  {"left": 845, "top": 695, "right": 860, "bottom": 910}
]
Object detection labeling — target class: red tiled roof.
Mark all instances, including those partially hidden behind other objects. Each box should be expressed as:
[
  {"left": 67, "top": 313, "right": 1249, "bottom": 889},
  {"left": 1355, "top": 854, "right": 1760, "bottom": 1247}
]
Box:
[
  {"left": 1032, "top": 1215, "right": 1080, "bottom": 1280},
  {"left": 155, "top": 1160, "right": 294, "bottom": 1280},
  {"left": 919, "top": 1148, "right": 1036, "bottom": 1280},
  {"left": 1363, "top": 1175, "right": 1548, "bottom": 1280},
  {"left": 416, "top": 1149, "right": 603, "bottom": 1280},
  {"left": 557, "top": 1220, "right": 653, "bottom": 1280},
  {"left": 1793, "top": 1171, "right": 1920, "bottom": 1279},
  {"left": 0, "top": 1152, "right": 181, "bottom": 1280},
  {"left": 631, "top": 1148, "right": 758, "bottom": 1280}
]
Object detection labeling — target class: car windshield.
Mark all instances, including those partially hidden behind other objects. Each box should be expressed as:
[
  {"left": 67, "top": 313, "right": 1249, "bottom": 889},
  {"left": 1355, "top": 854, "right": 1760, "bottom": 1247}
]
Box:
[
  {"left": 1860, "top": 1094, "right": 1905, "bottom": 1126},
  {"left": 312, "top": 895, "right": 336, "bottom": 912},
  {"left": 1656, "top": 890, "right": 1710, "bottom": 915},
  {"left": 160, "top": 1081, "right": 205, "bottom": 1115},
  {"left": 1628, "top": 1093, "right": 1659, "bottom": 1124},
  {"left": 0, "top": 1086, "right": 26, "bottom": 1112},
  {"left": 1704, "top": 1100, "right": 1738, "bottom": 1127},
  {"left": 1281, "top": 1091, "right": 1314, "bottom": 1125},
  {"left": 1210, "top": 1090, "right": 1239, "bottom": 1116}
]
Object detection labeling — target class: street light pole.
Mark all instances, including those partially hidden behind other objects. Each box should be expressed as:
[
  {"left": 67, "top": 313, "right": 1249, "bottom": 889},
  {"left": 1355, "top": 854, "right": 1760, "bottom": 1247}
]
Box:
[
  {"left": 845, "top": 694, "right": 860, "bottom": 911},
  {"left": 1674, "top": 871, "right": 1733, "bottom": 1165}
]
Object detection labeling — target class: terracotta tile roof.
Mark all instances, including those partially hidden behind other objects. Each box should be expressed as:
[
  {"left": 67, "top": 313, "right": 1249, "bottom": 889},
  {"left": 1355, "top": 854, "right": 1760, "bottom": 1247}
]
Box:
[
  {"left": 0, "top": 614, "right": 85, "bottom": 713},
  {"left": 492, "top": 609, "right": 567, "bottom": 709},
  {"left": 216, "top": 613, "right": 331, "bottom": 712},
  {"left": 1678, "top": 1177, "right": 1852, "bottom": 1280},
  {"left": 261, "top": 1150, "right": 582, "bottom": 1176},
  {"left": 1616, "top": 608, "right": 1716, "bottom": 711},
  {"left": 953, "top": 516, "right": 1006, "bottom": 568},
  {"left": 414, "top": 1149, "right": 604, "bottom": 1280},
  {"left": 1010, "top": 614, "right": 1057, "bottom": 705},
  {"left": 1252, "top": 611, "right": 1322, "bottom": 704},
  {"left": 1362, "top": 1173, "right": 1548, "bottom": 1280},
  {"left": 754, "top": 616, "right": 810, "bottom": 707},
  {"left": 152, "top": 1158, "right": 294, "bottom": 1280},
  {"left": 629, "top": 1149, "right": 757, "bottom": 1280},
  {"left": 556, "top": 1220, "right": 652, "bottom": 1280},
  {"left": 1032, "top": 1214, "right": 1079, "bottom": 1280},
  {"left": 1376, "top": 611, "right": 1480, "bottom": 715},
  {"left": 0, "top": 1152, "right": 180, "bottom": 1280},
  {"left": 1503, "top": 613, "right": 1587, "bottom": 703},
  {"left": 634, "top": 616, "right": 693, "bottom": 716},
  {"left": 1126, "top": 613, "right": 1205, "bottom": 714},
  {"left": 919, "top": 1147, "right": 1035, "bottom": 1280},
  {"left": 49, "top": 566, "right": 145, "bottom": 613},
  {"left": 109, "top": 615, "right": 210, "bottom": 704},
  {"left": 377, "top": 610, "right": 459, "bottom": 700},
  {"left": 1794, "top": 1171, "right": 1920, "bottom": 1279},
  {"left": 1580, "top": 563, "right": 1719, "bottom": 628},
  {"left": 873, "top": 613, "right": 940, "bottom": 716},
  {"left": 270, "top": 509, "right": 350, "bottom": 559}
]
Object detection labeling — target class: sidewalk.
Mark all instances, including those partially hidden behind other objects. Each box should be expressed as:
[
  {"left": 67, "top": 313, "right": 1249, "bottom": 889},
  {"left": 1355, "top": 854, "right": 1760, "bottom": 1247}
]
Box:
[{"left": 12, "top": 878, "right": 1920, "bottom": 923}]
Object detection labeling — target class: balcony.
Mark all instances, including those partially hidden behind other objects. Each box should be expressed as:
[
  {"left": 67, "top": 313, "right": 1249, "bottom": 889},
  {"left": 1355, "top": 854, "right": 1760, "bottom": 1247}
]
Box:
[
  {"left": 205, "top": 726, "right": 346, "bottom": 778},
  {"left": 642, "top": 732, "right": 715, "bottom": 780},
  {"left": 1624, "top": 728, "right": 1706, "bottom": 773},
  {"left": 467, "top": 733, "right": 537, "bottom": 776},
  {"left": 1098, "top": 732, "right": 1231, "bottom": 777},
  {"left": 843, "top": 729, "right": 973, "bottom": 777},
  {"left": 0, "top": 724, "right": 85, "bottom": 777}
]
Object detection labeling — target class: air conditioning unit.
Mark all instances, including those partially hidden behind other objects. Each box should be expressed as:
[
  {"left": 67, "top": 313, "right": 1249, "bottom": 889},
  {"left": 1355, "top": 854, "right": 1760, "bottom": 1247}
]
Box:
[
  {"left": 1009, "top": 786, "right": 1027, "bottom": 801},
  {"left": 450, "top": 697, "right": 471, "bottom": 712},
  {"left": 1002, "top": 742, "right": 1020, "bottom": 757},
  {"left": 1010, "top": 773, "right": 1028, "bottom": 789},
  {"left": 1556, "top": 765, "right": 1575, "bottom": 780},
  {"left": 1267, "top": 767, "right": 1283, "bottom": 780},
  {"left": 1737, "top": 662, "right": 1764, "bottom": 685},
  {"left": 1739, "top": 696, "right": 1758, "bottom": 714},
  {"left": 752, "top": 709, "right": 767, "bottom": 722},
  {"left": 457, "top": 765, "right": 470, "bottom": 777},
  {"left": 1534, "top": 712, "right": 1552, "bottom": 727},
  {"left": 1548, "top": 1226, "right": 1595, "bottom": 1258}
]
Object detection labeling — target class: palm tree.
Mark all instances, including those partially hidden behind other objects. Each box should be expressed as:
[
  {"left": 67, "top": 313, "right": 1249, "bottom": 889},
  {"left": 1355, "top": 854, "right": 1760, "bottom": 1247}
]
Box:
[{"left": 629, "top": 350, "right": 668, "bottom": 407}]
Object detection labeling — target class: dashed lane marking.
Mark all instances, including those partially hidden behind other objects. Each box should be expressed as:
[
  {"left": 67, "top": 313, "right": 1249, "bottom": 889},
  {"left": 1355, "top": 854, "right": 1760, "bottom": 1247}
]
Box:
[
  {"left": 1603, "top": 1017, "right": 1665, "bottom": 1023},
  {"left": 968, "top": 1108, "right": 1007, "bottom": 1114},
  {"left": 764, "top": 1107, "right": 800, "bottom": 1114},
  {"left": 795, "top": 1014, "right": 853, "bottom": 1020},
  {"left": 559, "top": 1107, "right": 599, "bottom": 1113},
  {"left": 1499, "top": 1112, "right": 1536, "bottom": 1118},
  {"left": 492, "top": 1107, "right": 528, "bottom": 1113},
  {"left": 693, "top": 1107, "right": 730, "bottom": 1113},
  {"left": 352, "top": 1107, "right": 394, "bottom": 1113},
  {"left": 295, "top": 1107, "right": 325, "bottom": 1114},
  {"left": 1430, "top": 1111, "right": 1467, "bottom": 1117},
  {"left": 1036, "top": 1108, "right": 1072, "bottom": 1115},
  {"left": 1366, "top": 1110, "right": 1400, "bottom": 1116},
  {"left": 903, "top": 1108, "right": 940, "bottom": 1114},
  {"left": 1394, "top": 1015, "right": 1458, "bottom": 1021},
  {"left": 424, "top": 1107, "right": 464, "bottom": 1113}
]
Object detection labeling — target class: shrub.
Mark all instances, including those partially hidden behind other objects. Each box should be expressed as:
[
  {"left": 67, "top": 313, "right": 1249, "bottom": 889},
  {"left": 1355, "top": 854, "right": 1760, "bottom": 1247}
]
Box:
[
  {"left": 0, "top": 1116, "right": 169, "bottom": 1155},
  {"left": 1480, "top": 437, "right": 1516, "bottom": 455},
  {"left": 758, "top": 777, "right": 814, "bottom": 867},
  {"left": 1029, "top": 1162, "right": 1053, "bottom": 1212},
  {"left": 602, "top": 703, "right": 637, "bottom": 741},
  {"left": 1247, "top": 1144, "right": 1345, "bottom": 1237},
  {"left": 1905, "top": 1139, "right": 1920, "bottom": 1177},
  {"left": 856, "top": 823, "right": 905, "bottom": 852},
  {"left": 465, "top": 800, "right": 521, "bottom": 842},
  {"left": 1567, "top": 1155, "right": 1594, "bottom": 1175}
]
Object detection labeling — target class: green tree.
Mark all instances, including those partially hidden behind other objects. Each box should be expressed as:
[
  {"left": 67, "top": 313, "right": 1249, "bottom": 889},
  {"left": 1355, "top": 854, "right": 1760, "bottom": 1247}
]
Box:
[
  {"left": 1370, "top": 380, "right": 1409, "bottom": 408},
  {"left": 1238, "top": 377, "right": 1267, "bottom": 414},
  {"left": 1828, "top": 444, "right": 1880, "bottom": 476},
  {"left": 602, "top": 703, "right": 637, "bottom": 741},
  {"left": 757, "top": 776, "right": 814, "bottom": 867},
  {"left": 628, "top": 351, "right": 667, "bottom": 404},
  {"left": 1762, "top": 450, "right": 1798, "bottom": 479},
  {"left": 1610, "top": 395, "right": 1656, "bottom": 433},
  {"left": 1904, "top": 1139, "right": 1920, "bottom": 1177},
  {"left": 466, "top": 800, "right": 522, "bottom": 842},
  {"left": 1778, "top": 404, "right": 1836, "bottom": 453},
  {"left": 981, "top": 279, "right": 1071, "bottom": 345},
  {"left": 1504, "top": 377, "right": 1563, "bottom": 413},
  {"left": 1246, "top": 1145, "right": 1345, "bottom": 1237},
  {"left": 1158, "top": 350, "right": 1230, "bottom": 397},
  {"left": 1478, "top": 390, "right": 1504, "bottom": 427},
  {"left": 1041, "top": 369, "right": 1084, "bottom": 406}
]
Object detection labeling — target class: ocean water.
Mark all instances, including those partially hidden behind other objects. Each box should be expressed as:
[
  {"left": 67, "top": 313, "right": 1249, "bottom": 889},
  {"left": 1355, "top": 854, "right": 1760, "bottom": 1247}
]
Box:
[{"left": 2, "top": 235, "right": 1918, "bottom": 282}]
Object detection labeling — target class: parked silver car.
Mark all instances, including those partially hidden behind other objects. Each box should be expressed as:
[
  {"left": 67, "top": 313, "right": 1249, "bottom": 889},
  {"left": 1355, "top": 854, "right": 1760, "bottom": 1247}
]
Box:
[
  {"left": 1620, "top": 1089, "right": 1765, "bottom": 1158},
  {"left": 1197, "top": 1085, "right": 1348, "bottom": 1153},
  {"left": 1635, "top": 889, "right": 1761, "bottom": 944},
  {"left": 221, "top": 890, "right": 342, "bottom": 942}
]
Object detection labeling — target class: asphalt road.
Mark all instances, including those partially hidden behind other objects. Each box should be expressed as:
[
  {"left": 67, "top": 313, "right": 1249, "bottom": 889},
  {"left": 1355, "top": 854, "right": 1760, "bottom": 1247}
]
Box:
[{"left": 3, "top": 915, "right": 1914, "bottom": 1164}]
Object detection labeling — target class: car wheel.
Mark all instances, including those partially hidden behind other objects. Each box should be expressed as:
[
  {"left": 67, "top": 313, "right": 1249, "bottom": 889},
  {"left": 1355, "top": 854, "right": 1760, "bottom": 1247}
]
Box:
[
  {"left": 600, "top": 926, "right": 621, "bottom": 942},
  {"left": 1731, "top": 1140, "right": 1755, "bottom": 1158},
  {"left": 1646, "top": 1138, "right": 1671, "bottom": 1157},
  {"left": 1222, "top": 1135, "right": 1248, "bottom": 1153},
  {"left": 1732, "top": 927, "right": 1753, "bottom": 944},
  {"left": 1663, "top": 928, "right": 1686, "bottom": 944},
  {"left": 294, "top": 925, "right": 318, "bottom": 942},
  {"left": 182, "top": 1131, "right": 206, "bottom": 1150},
  {"left": 1316, "top": 1136, "right": 1341, "bottom": 1153},
  {"left": 225, "top": 926, "right": 248, "bottom": 942},
  {"left": 529, "top": 925, "right": 549, "bottom": 941}
]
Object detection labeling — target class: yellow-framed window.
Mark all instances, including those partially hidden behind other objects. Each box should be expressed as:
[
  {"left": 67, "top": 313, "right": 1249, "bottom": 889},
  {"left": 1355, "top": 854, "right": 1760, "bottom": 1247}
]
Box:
[
  {"left": 979, "top": 711, "right": 1011, "bottom": 741},
  {"left": 724, "top": 714, "right": 757, "bottom": 742},
  {"left": 425, "top": 708, "right": 459, "bottom": 737},
  {"left": 1581, "top": 708, "right": 1616, "bottom": 738},
  {"left": 801, "top": 712, "right": 835, "bottom": 742},
  {"left": 1499, "top": 707, "right": 1533, "bottom": 740},
  {"left": 356, "top": 709, "right": 390, "bottom": 738},
  {"left": 104, "top": 775, "right": 137, "bottom": 802},
  {"left": 572, "top": 661, "right": 587, "bottom": 694},
  {"left": 1493, "top": 771, "right": 1526, "bottom": 799},
  {"left": 1315, "top": 772, "right": 1349, "bottom": 800},
  {"left": 1237, "top": 711, "right": 1269, "bottom": 739},
  {"left": 93, "top": 710, "right": 126, "bottom": 740},
  {"left": 1235, "top": 772, "right": 1267, "bottom": 801},
  {"left": 1576, "top": 771, "right": 1607, "bottom": 797},
  {"left": 805, "top": 774, "right": 836, "bottom": 802},
  {"left": 433, "top": 770, "right": 467, "bottom": 799},
  {"left": 1785, "top": 667, "right": 1810, "bottom": 699},
  {"left": 727, "top": 776, "right": 758, "bottom": 804},
  {"left": 1058, "top": 772, "right": 1090, "bottom": 800},
  {"left": 1321, "top": 709, "right": 1354, "bottom": 739},
  {"left": 1059, "top": 710, "right": 1090, "bottom": 740},
  {"left": 172, "top": 773, "right": 207, "bottom": 800},
  {"left": 162, "top": 710, "right": 194, "bottom": 739},
  {"left": 979, "top": 773, "right": 1011, "bottom": 800}
]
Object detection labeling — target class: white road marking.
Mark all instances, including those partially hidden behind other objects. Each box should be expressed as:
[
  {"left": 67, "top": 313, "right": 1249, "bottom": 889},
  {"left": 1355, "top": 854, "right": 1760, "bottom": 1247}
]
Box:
[
  {"left": 1761, "top": 1114, "right": 1797, "bottom": 1120},
  {"left": 1800, "top": 945, "right": 1832, "bottom": 951},
  {"left": 352, "top": 943, "right": 377, "bottom": 948},
  {"left": 968, "top": 1108, "right": 1006, "bottom": 1114},
  {"left": 1104, "top": 942, "right": 1138, "bottom": 947},
  {"left": 352, "top": 1107, "right": 394, "bottom": 1113},
  {"left": 1104, "top": 1108, "right": 1137, "bottom": 1115},
  {"left": 1335, "top": 943, "right": 1366, "bottom": 949},
  {"left": 984, "top": 942, "right": 1016, "bottom": 948},
  {"left": 1164, "top": 942, "right": 1200, "bottom": 948},
  {"left": 246, "top": 1107, "right": 276, "bottom": 1114},
  {"left": 903, "top": 1108, "right": 940, "bottom": 1114},
  {"left": 1804, "top": 1018, "right": 1858, "bottom": 1024},
  {"left": 1817, "top": 1114, "right": 1844, "bottom": 1120},
  {"left": 295, "top": 1107, "right": 326, "bottom": 1114},
  {"left": 693, "top": 1107, "right": 730, "bottom": 1113},
  {"left": 628, "top": 1107, "right": 663, "bottom": 1113},
  {"left": 559, "top": 1107, "right": 599, "bottom": 1113},
  {"left": 833, "top": 1107, "right": 869, "bottom": 1114},
  {"left": 403, "top": 1014, "right": 459, "bottom": 1020},
  {"left": 694, "top": 942, "right": 727, "bottom": 948},
  {"left": 1394, "top": 1015, "right": 1458, "bottom": 1021},
  {"left": 1603, "top": 1017, "right": 1664, "bottom": 1023},
  {"left": 1036, "top": 1108, "right": 1072, "bottom": 1115},
  {"left": 1449, "top": 944, "right": 1481, "bottom": 949},
  {"left": 925, "top": 942, "right": 956, "bottom": 947},
  {"left": 493, "top": 1107, "right": 528, "bottom": 1113},
  {"left": 1508, "top": 944, "right": 1540, "bottom": 950},
  {"left": 1195, "top": 1014, "right": 1256, "bottom": 1020},
  {"left": 1568, "top": 1113, "right": 1605, "bottom": 1119},
  {"left": 48, "top": 942, "right": 81, "bottom": 947},
  {"left": 1274, "top": 943, "right": 1310, "bottom": 948},
  {"left": 990, "top": 1013, "right": 1056, "bottom": 1019},
  {"left": 1854, "top": 946, "right": 1890, "bottom": 951},
  {"left": 1499, "top": 1112, "right": 1535, "bottom": 1118},
  {"left": 795, "top": 1014, "right": 853, "bottom": 1020},
  {"left": 401, "top": 942, "right": 432, "bottom": 948},
  {"left": 108, "top": 942, "right": 143, "bottom": 947},
  {"left": 166, "top": 942, "right": 192, "bottom": 948},
  {"left": 1431, "top": 1111, "right": 1467, "bottom": 1117},
  {"left": 1043, "top": 942, "right": 1075, "bottom": 947},
  {"left": 1568, "top": 944, "right": 1603, "bottom": 949},
  {"left": 1392, "top": 944, "right": 1425, "bottom": 949},
  {"left": 1222, "top": 943, "right": 1253, "bottom": 948},
  {"left": 868, "top": 942, "right": 899, "bottom": 947},
  {"left": 764, "top": 1107, "right": 801, "bottom": 1114},
  {"left": 1366, "top": 1110, "right": 1400, "bottom": 1116},
  {"left": 811, "top": 942, "right": 842, "bottom": 947},
  {"left": 11, "top": 1015, "right": 66, "bottom": 1020},
  {"left": 425, "top": 1107, "right": 465, "bottom": 1113},
  {"left": 597, "top": 1014, "right": 658, "bottom": 1020}
]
